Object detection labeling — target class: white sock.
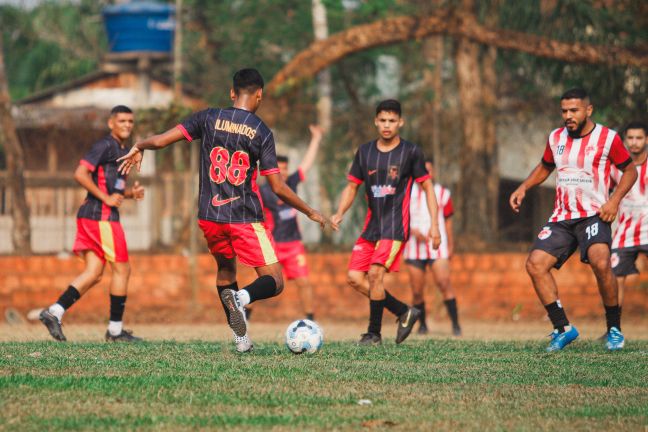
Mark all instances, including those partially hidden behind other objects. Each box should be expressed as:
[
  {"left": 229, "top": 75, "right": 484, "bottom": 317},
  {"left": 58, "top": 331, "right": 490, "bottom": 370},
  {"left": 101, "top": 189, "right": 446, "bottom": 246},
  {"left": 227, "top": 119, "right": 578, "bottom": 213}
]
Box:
[
  {"left": 108, "top": 321, "right": 123, "bottom": 336},
  {"left": 238, "top": 289, "right": 251, "bottom": 307},
  {"left": 48, "top": 304, "right": 65, "bottom": 322}
]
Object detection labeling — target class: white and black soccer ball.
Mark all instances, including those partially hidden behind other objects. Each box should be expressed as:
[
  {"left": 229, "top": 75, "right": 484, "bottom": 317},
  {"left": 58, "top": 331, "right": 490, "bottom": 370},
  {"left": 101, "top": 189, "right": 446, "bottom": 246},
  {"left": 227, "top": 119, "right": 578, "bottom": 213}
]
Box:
[{"left": 285, "top": 319, "right": 323, "bottom": 354}]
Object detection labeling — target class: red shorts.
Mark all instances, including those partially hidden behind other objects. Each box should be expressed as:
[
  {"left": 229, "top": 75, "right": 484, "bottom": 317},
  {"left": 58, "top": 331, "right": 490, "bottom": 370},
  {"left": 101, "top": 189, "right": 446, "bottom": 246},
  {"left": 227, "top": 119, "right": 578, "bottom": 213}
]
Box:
[
  {"left": 349, "top": 237, "right": 404, "bottom": 273},
  {"left": 199, "top": 219, "right": 278, "bottom": 267},
  {"left": 275, "top": 240, "right": 309, "bottom": 280},
  {"left": 73, "top": 218, "right": 128, "bottom": 263}
]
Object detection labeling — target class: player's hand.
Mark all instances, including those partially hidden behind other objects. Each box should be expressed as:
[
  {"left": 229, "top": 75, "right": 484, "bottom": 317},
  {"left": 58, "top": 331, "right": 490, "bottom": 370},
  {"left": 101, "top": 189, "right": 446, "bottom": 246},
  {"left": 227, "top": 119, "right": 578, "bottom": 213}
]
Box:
[
  {"left": 117, "top": 146, "right": 143, "bottom": 175},
  {"left": 330, "top": 213, "right": 343, "bottom": 229},
  {"left": 509, "top": 186, "right": 526, "bottom": 213},
  {"left": 428, "top": 225, "right": 441, "bottom": 250},
  {"left": 308, "top": 210, "right": 330, "bottom": 230},
  {"left": 309, "top": 124, "right": 324, "bottom": 140},
  {"left": 104, "top": 193, "right": 124, "bottom": 208},
  {"left": 131, "top": 181, "right": 145, "bottom": 201},
  {"left": 598, "top": 200, "right": 619, "bottom": 223},
  {"left": 411, "top": 228, "right": 426, "bottom": 243}
]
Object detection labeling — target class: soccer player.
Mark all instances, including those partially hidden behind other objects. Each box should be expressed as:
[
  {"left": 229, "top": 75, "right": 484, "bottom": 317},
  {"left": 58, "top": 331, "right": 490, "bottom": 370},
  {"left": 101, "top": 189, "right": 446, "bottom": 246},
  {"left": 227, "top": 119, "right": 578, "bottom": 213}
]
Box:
[
  {"left": 259, "top": 124, "right": 323, "bottom": 321},
  {"left": 39, "top": 105, "right": 145, "bottom": 342},
  {"left": 403, "top": 158, "right": 461, "bottom": 336},
  {"left": 610, "top": 121, "right": 648, "bottom": 314},
  {"left": 331, "top": 99, "right": 441, "bottom": 345},
  {"left": 509, "top": 88, "right": 637, "bottom": 352},
  {"left": 117, "top": 69, "right": 331, "bottom": 352}
]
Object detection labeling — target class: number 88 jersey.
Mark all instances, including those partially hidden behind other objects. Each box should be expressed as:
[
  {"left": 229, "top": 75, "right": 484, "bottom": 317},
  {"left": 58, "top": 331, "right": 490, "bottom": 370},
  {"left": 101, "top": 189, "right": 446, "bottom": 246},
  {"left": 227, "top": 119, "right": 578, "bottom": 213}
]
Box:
[{"left": 176, "top": 107, "right": 279, "bottom": 223}]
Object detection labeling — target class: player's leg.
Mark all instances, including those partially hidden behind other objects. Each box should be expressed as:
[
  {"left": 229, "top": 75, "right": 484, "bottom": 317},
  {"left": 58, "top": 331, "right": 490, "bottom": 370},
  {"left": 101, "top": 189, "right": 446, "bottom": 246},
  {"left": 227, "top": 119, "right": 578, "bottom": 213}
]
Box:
[
  {"left": 527, "top": 223, "right": 579, "bottom": 351},
  {"left": 405, "top": 260, "right": 428, "bottom": 334},
  {"left": 40, "top": 250, "right": 105, "bottom": 341},
  {"left": 360, "top": 264, "right": 388, "bottom": 344},
  {"left": 293, "top": 277, "right": 315, "bottom": 320},
  {"left": 432, "top": 258, "right": 461, "bottom": 336},
  {"left": 281, "top": 243, "right": 314, "bottom": 320},
  {"left": 579, "top": 217, "right": 623, "bottom": 350},
  {"left": 104, "top": 260, "right": 140, "bottom": 342},
  {"left": 587, "top": 243, "right": 624, "bottom": 350},
  {"left": 371, "top": 240, "right": 419, "bottom": 344}
]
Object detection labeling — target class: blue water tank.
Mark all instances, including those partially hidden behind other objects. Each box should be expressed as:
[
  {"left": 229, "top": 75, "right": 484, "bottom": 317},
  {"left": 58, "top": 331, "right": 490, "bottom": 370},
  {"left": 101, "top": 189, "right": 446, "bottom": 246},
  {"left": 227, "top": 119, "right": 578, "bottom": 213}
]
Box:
[{"left": 103, "top": 2, "right": 175, "bottom": 53}]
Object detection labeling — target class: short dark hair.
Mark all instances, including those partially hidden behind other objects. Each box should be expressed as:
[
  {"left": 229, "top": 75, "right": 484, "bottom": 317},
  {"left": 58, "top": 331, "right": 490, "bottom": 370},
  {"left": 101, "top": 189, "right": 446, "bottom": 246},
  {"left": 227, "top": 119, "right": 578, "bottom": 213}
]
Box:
[
  {"left": 233, "top": 68, "right": 264, "bottom": 94},
  {"left": 110, "top": 105, "right": 133, "bottom": 115},
  {"left": 277, "top": 155, "right": 289, "bottom": 163},
  {"left": 624, "top": 120, "right": 648, "bottom": 136},
  {"left": 375, "top": 99, "right": 401, "bottom": 116},
  {"left": 560, "top": 88, "right": 589, "bottom": 102}
]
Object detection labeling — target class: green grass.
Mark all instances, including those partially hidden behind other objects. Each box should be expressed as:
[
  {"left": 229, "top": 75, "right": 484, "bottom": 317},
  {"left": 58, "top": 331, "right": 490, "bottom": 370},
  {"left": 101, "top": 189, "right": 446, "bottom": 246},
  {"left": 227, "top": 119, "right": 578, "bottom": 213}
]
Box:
[{"left": 1, "top": 340, "right": 647, "bottom": 431}]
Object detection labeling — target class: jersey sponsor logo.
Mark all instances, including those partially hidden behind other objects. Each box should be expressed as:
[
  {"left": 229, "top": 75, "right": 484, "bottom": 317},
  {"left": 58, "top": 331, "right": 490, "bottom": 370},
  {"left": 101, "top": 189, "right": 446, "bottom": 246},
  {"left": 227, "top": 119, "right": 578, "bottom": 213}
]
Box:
[
  {"left": 279, "top": 208, "right": 297, "bottom": 221},
  {"left": 214, "top": 119, "right": 257, "bottom": 139},
  {"left": 611, "top": 252, "right": 619, "bottom": 268},
  {"left": 538, "top": 226, "right": 552, "bottom": 240},
  {"left": 114, "top": 178, "right": 126, "bottom": 190},
  {"left": 371, "top": 185, "right": 396, "bottom": 198},
  {"left": 368, "top": 169, "right": 377, "bottom": 176},
  {"left": 211, "top": 194, "right": 241, "bottom": 207},
  {"left": 557, "top": 167, "right": 593, "bottom": 186}
]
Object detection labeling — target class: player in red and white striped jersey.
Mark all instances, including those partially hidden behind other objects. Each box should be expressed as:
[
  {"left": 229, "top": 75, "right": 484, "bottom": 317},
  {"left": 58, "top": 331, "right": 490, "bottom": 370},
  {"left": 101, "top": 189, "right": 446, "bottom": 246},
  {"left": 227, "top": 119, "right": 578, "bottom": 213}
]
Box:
[
  {"left": 510, "top": 88, "right": 637, "bottom": 352},
  {"left": 403, "top": 159, "right": 461, "bottom": 336},
  {"left": 610, "top": 121, "right": 648, "bottom": 310}
]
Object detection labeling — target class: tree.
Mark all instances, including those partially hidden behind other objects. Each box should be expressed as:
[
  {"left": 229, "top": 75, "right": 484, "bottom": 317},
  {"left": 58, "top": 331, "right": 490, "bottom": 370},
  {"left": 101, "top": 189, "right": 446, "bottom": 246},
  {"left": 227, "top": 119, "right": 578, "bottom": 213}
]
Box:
[
  {"left": 0, "top": 35, "right": 31, "bottom": 253},
  {"left": 267, "top": 7, "right": 648, "bottom": 94}
]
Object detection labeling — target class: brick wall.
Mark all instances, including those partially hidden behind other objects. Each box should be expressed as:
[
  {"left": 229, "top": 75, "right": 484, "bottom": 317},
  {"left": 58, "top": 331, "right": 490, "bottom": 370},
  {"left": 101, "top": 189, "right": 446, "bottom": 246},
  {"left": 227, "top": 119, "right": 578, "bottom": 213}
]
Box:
[{"left": 1, "top": 253, "right": 647, "bottom": 323}]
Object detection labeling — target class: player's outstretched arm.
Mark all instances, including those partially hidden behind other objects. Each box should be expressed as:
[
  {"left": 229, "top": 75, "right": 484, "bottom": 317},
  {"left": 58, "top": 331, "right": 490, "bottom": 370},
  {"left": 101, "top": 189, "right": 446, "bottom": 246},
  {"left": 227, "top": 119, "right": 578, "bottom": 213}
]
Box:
[
  {"left": 599, "top": 161, "right": 637, "bottom": 222},
  {"left": 509, "top": 162, "right": 553, "bottom": 213},
  {"left": 118, "top": 128, "right": 186, "bottom": 174},
  {"left": 298, "top": 125, "right": 323, "bottom": 173},
  {"left": 74, "top": 164, "right": 123, "bottom": 208},
  {"left": 331, "top": 182, "right": 359, "bottom": 227},
  {"left": 266, "top": 173, "right": 336, "bottom": 231},
  {"left": 420, "top": 179, "right": 441, "bottom": 249}
]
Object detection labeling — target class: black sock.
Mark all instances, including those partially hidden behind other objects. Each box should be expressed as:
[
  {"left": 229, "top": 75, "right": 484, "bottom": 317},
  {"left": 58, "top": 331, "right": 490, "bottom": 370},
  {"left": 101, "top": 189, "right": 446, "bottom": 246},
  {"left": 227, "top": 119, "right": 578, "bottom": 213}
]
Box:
[
  {"left": 306, "top": 313, "right": 314, "bottom": 321},
  {"left": 244, "top": 275, "right": 278, "bottom": 303},
  {"left": 244, "top": 307, "right": 252, "bottom": 321},
  {"left": 217, "top": 282, "right": 238, "bottom": 322},
  {"left": 384, "top": 291, "right": 408, "bottom": 316},
  {"left": 109, "top": 295, "right": 127, "bottom": 322},
  {"left": 368, "top": 299, "right": 385, "bottom": 335},
  {"left": 56, "top": 285, "right": 81, "bottom": 310},
  {"left": 414, "top": 302, "right": 426, "bottom": 327},
  {"left": 605, "top": 305, "right": 621, "bottom": 332},
  {"left": 544, "top": 301, "right": 569, "bottom": 333},
  {"left": 444, "top": 299, "right": 459, "bottom": 328}
]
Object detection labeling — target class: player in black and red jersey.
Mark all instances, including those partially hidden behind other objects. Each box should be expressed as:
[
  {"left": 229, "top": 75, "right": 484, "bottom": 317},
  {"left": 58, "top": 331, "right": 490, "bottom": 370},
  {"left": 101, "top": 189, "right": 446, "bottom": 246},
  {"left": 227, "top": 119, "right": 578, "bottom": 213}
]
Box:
[
  {"left": 39, "top": 105, "right": 145, "bottom": 342},
  {"left": 258, "top": 125, "right": 323, "bottom": 321},
  {"left": 117, "top": 69, "right": 333, "bottom": 352},
  {"left": 331, "top": 100, "right": 441, "bottom": 345}
]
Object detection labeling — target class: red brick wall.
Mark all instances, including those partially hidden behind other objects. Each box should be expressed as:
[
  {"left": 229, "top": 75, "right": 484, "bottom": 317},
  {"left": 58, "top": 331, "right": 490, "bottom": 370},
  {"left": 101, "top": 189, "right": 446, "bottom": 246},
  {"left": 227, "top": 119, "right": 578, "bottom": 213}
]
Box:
[{"left": 1, "top": 253, "right": 647, "bottom": 323}]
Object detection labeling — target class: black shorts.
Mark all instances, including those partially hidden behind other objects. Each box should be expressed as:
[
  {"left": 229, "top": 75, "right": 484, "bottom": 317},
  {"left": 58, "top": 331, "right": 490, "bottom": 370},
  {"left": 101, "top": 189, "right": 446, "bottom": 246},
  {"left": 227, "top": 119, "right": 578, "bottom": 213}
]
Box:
[
  {"left": 404, "top": 258, "right": 436, "bottom": 270},
  {"left": 531, "top": 215, "right": 612, "bottom": 269},
  {"left": 611, "top": 246, "right": 648, "bottom": 276}
]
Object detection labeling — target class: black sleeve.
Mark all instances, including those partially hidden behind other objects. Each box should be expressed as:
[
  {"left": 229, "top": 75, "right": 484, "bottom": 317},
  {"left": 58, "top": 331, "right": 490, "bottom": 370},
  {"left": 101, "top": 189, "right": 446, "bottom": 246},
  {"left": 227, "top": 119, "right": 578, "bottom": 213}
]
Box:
[
  {"left": 412, "top": 145, "right": 430, "bottom": 182},
  {"left": 347, "top": 149, "right": 364, "bottom": 184},
  {"left": 177, "top": 109, "right": 209, "bottom": 142}
]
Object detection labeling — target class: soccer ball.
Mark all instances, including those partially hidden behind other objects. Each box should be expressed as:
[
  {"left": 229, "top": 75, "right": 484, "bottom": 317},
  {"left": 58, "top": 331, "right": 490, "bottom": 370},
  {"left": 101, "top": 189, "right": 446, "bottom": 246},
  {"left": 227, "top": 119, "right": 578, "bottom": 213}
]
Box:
[{"left": 285, "top": 319, "right": 323, "bottom": 354}]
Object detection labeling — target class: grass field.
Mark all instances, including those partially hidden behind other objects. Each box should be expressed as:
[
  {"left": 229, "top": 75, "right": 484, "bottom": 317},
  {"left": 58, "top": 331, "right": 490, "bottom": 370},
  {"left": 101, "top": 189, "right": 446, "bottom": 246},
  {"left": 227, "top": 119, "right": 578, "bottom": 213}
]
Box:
[{"left": 1, "top": 322, "right": 647, "bottom": 431}]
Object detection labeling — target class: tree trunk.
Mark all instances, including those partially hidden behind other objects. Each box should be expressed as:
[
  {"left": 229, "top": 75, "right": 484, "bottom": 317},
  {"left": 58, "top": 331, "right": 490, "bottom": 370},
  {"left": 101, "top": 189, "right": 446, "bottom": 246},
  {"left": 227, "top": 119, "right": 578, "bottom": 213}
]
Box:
[
  {"left": 267, "top": 8, "right": 648, "bottom": 95},
  {"left": 421, "top": 37, "right": 444, "bottom": 171},
  {"left": 482, "top": 3, "right": 500, "bottom": 244},
  {"left": 0, "top": 36, "right": 32, "bottom": 254},
  {"left": 455, "top": 33, "right": 493, "bottom": 245},
  {"left": 312, "top": 0, "right": 333, "bottom": 243}
]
